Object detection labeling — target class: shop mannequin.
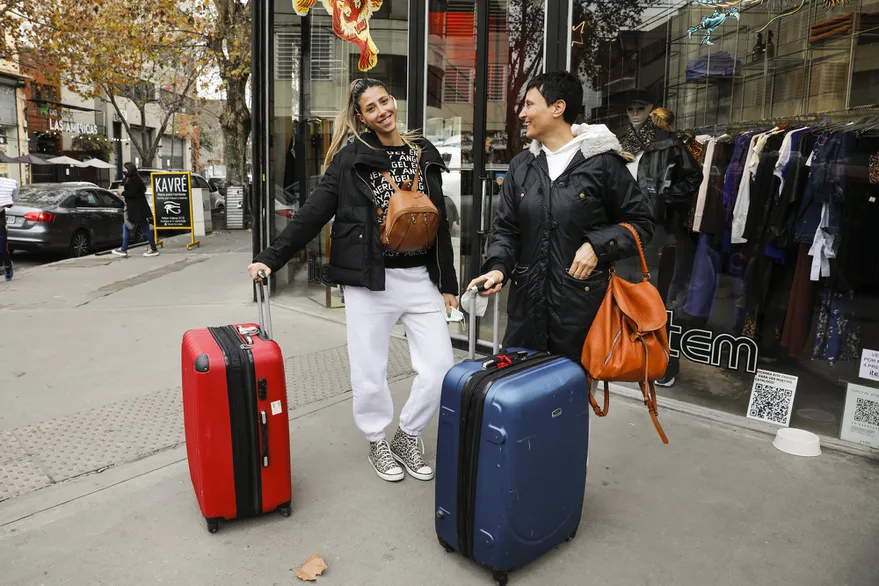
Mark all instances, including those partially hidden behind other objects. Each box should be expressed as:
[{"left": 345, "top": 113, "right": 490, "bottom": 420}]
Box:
[{"left": 618, "top": 89, "right": 702, "bottom": 387}]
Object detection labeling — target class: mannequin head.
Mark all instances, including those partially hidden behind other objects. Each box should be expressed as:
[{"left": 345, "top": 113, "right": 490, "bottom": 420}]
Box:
[
  {"left": 627, "top": 102, "right": 653, "bottom": 127},
  {"left": 626, "top": 88, "right": 653, "bottom": 128}
]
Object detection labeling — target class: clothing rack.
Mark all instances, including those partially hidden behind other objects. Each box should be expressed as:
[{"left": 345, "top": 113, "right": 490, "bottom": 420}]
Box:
[{"left": 683, "top": 105, "right": 879, "bottom": 136}]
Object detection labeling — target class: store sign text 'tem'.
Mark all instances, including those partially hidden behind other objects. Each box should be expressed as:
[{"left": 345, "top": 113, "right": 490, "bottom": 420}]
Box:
[{"left": 667, "top": 311, "right": 759, "bottom": 374}]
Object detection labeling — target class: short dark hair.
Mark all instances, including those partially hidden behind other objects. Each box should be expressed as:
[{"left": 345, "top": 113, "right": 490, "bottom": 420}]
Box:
[{"left": 526, "top": 71, "right": 583, "bottom": 124}]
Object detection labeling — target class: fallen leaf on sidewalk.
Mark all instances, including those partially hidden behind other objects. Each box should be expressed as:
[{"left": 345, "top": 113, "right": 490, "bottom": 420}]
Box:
[{"left": 296, "top": 553, "right": 328, "bottom": 581}]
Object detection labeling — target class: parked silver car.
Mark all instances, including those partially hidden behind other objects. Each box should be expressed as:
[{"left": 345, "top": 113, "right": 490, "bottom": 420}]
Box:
[{"left": 5, "top": 183, "right": 140, "bottom": 257}]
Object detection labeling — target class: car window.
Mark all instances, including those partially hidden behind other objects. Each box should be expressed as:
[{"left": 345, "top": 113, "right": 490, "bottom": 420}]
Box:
[
  {"left": 193, "top": 175, "right": 210, "bottom": 189},
  {"left": 96, "top": 191, "right": 123, "bottom": 208},
  {"left": 74, "top": 192, "right": 101, "bottom": 208}
]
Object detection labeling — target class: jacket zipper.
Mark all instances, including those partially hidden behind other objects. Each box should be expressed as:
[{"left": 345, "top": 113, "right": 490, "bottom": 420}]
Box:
[{"left": 422, "top": 161, "right": 444, "bottom": 291}]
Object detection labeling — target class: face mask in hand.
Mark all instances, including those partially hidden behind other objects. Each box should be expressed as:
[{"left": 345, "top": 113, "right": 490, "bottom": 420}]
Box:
[{"left": 460, "top": 287, "right": 489, "bottom": 318}]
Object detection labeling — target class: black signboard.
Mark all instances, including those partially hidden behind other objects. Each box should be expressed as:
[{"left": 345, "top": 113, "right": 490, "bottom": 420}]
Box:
[{"left": 151, "top": 172, "right": 193, "bottom": 229}]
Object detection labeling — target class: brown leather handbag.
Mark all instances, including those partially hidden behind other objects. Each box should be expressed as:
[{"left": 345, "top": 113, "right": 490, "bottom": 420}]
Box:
[
  {"left": 378, "top": 149, "right": 440, "bottom": 253},
  {"left": 580, "top": 223, "right": 671, "bottom": 443}
]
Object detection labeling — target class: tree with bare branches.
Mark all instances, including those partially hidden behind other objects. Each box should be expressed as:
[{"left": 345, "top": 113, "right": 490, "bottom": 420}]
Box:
[{"left": 9, "top": 1, "right": 205, "bottom": 168}]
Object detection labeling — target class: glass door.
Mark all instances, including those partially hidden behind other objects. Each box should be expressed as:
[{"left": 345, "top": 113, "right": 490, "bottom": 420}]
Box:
[{"left": 426, "top": 0, "right": 546, "bottom": 349}]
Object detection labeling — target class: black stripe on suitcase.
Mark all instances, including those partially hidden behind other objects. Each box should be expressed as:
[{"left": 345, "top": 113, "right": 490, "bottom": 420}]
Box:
[
  {"left": 455, "top": 353, "right": 556, "bottom": 559},
  {"left": 209, "top": 326, "right": 263, "bottom": 518}
]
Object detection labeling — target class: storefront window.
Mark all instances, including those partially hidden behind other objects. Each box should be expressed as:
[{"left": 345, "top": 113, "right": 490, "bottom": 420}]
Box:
[
  {"left": 268, "top": 1, "right": 412, "bottom": 309},
  {"left": 576, "top": 0, "right": 879, "bottom": 442},
  {"left": 256, "top": 0, "right": 879, "bottom": 447}
]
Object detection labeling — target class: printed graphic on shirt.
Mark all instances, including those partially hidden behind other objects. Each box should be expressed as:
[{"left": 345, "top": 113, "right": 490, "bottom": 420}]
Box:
[{"left": 370, "top": 146, "right": 428, "bottom": 257}]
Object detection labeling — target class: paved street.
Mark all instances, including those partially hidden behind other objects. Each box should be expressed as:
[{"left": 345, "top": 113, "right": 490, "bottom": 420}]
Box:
[{"left": 1, "top": 230, "right": 877, "bottom": 586}]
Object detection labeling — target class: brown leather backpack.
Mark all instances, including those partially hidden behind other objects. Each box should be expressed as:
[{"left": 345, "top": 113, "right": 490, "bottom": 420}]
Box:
[
  {"left": 580, "top": 223, "right": 671, "bottom": 444},
  {"left": 378, "top": 149, "right": 440, "bottom": 253}
]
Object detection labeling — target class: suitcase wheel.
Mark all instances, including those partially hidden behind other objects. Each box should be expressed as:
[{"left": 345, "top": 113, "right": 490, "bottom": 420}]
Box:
[
  {"left": 437, "top": 537, "right": 454, "bottom": 553},
  {"left": 492, "top": 571, "right": 508, "bottom": 586},
  {"left": 278, "top": 503, "right": 292, "bottom": 518},
  {"left": 206, "top": 518, "right": 220, "bottom": 534},
  {"left": 565, "top": 528, "right": 578, "bottom": 542}
]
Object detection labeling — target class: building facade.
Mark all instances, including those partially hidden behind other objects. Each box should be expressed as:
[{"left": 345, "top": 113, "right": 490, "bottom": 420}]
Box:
[
  {"left": 252, "top": 0, "right": 879, "bottom": 451},
  {"left": 0, "top": 45, "right": 27, "bottom": 183}
]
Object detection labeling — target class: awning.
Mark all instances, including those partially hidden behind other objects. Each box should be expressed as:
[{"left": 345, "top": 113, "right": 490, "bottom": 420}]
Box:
[
  {"left": 82, "top": 158, "right": 115, "bottom": 169},
  {"left": 46, "top": 156, "right": 88, "bottom": 167},
  {"left": 11, "top": 154, "right": 53, "bottom": 165}
]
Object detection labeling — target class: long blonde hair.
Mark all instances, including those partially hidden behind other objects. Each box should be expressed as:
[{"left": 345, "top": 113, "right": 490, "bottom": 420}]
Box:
[{"left": 324, "top": 78, "right": 422, "bottom": 168}]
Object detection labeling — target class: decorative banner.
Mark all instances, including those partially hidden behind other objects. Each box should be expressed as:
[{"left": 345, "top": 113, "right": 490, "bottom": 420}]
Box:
[
  {"left": 293, "top": 0, "right": 383, "bottom": 72},
  {"left": 746, "top": 369, "right": 798, "bottom": 427},
  {"left": 840, "top": 383, "right": 879, "bottom": 449},
  {"left": 687, "top": 0, "right": 822, "bottom": 45}
]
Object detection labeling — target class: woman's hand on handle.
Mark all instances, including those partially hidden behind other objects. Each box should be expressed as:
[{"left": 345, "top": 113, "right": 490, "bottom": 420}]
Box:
[
  {"left": 466, "top": 270, "right": 505, "bottom": 296},
  {"left": 248, "top": 262, "right": 272, "bottom": 281}
]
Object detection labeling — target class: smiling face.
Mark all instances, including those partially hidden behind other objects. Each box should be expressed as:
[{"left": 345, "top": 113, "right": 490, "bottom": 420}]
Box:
[
  {"left": 519, "top": 87, "right": 566, "bottom": 141},
  {"left": 627, "top": 102, "right": 653, "bottom": 127},
  {"left": 357, "top": 86, "right": 397, "bottom": 135}
]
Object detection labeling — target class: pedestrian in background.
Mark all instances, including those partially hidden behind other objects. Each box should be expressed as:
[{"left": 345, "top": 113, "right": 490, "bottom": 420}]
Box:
[
  {"left": 0, "top": 176, "right": 18, "bottom": 281},
  {"left": 111, "top": 162, "right": 160, "bottom": 258}
]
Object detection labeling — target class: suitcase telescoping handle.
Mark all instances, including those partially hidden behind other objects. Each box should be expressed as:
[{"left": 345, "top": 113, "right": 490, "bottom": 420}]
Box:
[
  {"left": 467, "top": 283, "right": 502, "bottom": 360},
  {"left": 256, "top": 270, "right": 274, "bottom": 341}
]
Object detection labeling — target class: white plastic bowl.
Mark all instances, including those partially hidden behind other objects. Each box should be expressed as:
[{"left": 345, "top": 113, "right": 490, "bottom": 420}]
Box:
[{"left": 773, "top": 428, "right": 822, "bottom": 457}]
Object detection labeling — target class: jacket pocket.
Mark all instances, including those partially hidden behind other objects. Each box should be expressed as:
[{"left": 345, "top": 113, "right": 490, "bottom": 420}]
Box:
[
  {"left": 559, "top": 269, "right": 608, "bottom": 325},
  {"left": 507, "top": 264, "right": 531, "bottom": 318},
  {"left": 329, "top": 222, "right": 366, "bottom": 271}
]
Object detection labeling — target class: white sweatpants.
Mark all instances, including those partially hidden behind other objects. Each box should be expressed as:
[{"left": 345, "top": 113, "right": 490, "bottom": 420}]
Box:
[{"left": 344, "top": 267, "right": 455, "bottom": 442}]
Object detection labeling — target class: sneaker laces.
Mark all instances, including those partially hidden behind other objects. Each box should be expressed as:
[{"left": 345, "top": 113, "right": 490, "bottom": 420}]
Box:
[
  {"left": 371, "top": 440, "right": 398, "bottom": 472},
  {"left": 401, "top": 434, "right": 426, "bottom": 469}
]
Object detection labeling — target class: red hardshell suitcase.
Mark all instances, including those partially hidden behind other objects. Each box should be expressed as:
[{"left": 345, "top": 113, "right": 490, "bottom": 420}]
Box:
[{"left": 182, "top": 274, "right": 292, "bottom": 533}]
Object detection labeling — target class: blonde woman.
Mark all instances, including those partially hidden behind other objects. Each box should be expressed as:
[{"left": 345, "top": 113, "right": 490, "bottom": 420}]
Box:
[{"left": 248, "top": 78, "right": 459, "bottom": 483}]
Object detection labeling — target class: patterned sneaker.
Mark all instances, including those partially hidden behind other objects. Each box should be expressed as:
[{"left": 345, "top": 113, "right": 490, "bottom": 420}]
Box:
[
  {"left": 368, "top": 439, "right": 404, "bottom": 482},
  {"left": 111, "top": 248, "right": 128, "bottom": 257},
  {"left": 143, "top": 249, "right": 160, "bottom": 257},
  {"left": 390, "top": 427, "right": 434, "bottom": 481}
]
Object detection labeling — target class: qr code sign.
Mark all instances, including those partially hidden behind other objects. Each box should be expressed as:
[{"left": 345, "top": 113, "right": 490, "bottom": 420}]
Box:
[
  {"left": 747, "top": 371, "right": 798, "bottom": 426},
  {"left": 853, "top": 398, "right": 879, "bottom": 427}
]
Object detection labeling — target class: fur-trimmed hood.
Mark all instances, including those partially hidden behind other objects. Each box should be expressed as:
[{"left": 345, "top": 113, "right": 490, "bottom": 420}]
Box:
[{"left": 528, "top": 123, "right": 623, "bottom": 161}]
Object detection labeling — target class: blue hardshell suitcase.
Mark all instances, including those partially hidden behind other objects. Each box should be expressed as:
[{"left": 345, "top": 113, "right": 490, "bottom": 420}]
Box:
[{"left": 434, "top": 295, "right": 590, "bottom": 586}]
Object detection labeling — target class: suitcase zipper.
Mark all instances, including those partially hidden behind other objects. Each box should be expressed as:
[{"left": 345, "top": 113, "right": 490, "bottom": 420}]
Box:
[
  {"left": 208, "top": 326, "right": 264, "bottom": 517},
  {"left": 456, "top": 353, "right": 556, "bottom": 559}
]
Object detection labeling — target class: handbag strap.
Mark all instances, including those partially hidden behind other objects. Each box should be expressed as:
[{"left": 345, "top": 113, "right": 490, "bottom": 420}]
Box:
[
  {"left": 619, "top": 222, "right": 650, "bottom": 281},
  {"left": 586, "top": 376, "right": 610, "bottom": 417}
]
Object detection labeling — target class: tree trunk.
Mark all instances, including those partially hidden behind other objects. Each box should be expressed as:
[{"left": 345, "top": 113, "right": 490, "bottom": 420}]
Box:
[{"left": 221, "top": 74, "right": 250, "bottom": 185}]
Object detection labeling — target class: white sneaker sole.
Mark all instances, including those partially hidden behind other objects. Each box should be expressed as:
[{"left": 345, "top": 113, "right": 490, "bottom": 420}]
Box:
[
  {"left": 368, "top": 457, "right": 404, "bottom": 482},
  {"left": 391, "top": 453, "right": 434, "bottom": 481}
]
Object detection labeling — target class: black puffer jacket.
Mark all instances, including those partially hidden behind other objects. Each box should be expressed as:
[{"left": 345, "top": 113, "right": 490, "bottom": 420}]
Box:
[
  {"left": 255, "top": 132, "right": 458, "bottom": 294},
  {"left": 483, "top": 125, "right": 654, "bottom": 361},
  {"left": 633, "top": 128, "right": 703, "bottom": 230}
]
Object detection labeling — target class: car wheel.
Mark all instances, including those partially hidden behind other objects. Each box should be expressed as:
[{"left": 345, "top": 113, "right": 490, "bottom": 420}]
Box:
[
  {"left": 69, "top": 231, "right": 90, "bottom": 258},
  {"left": 133, "top": 226, "right": 146, "bottom": 243}
]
